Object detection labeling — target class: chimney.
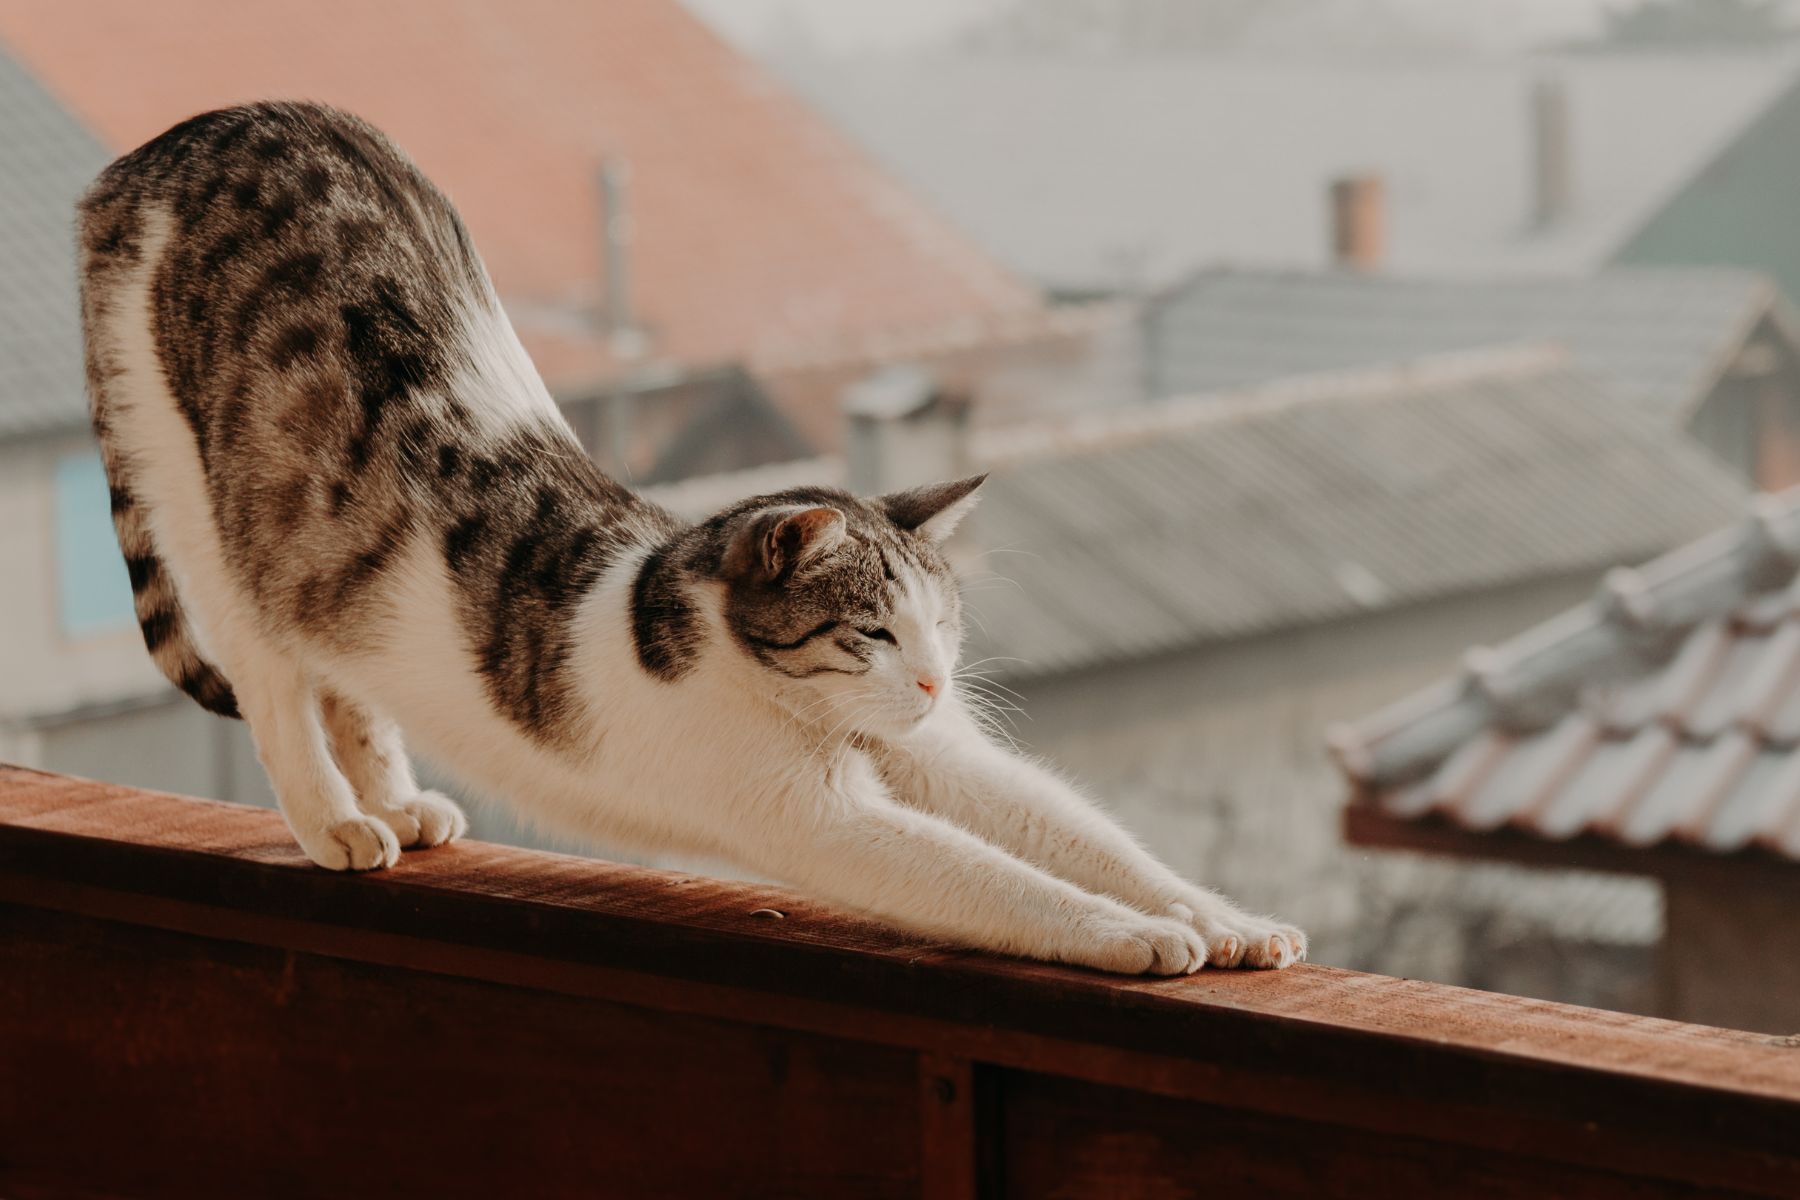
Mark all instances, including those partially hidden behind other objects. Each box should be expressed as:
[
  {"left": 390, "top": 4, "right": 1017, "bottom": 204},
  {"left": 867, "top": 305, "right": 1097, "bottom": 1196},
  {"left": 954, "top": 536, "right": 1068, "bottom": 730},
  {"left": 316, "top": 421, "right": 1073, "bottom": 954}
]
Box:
[
  {"left": 1330, "top": 174, "right": 1384, "bottom": 272},
  {"left": 1531, "top": 75, "right": 1573, "bottom": 229},
  {"left": 594, "top": 157, "right": 648, "bottom": 476},
  {"left": 596, "top": 156, "right": 641, "bottom": 349},
  {"left": 844, "top": 365, "right": 971, "bottom": 496}
]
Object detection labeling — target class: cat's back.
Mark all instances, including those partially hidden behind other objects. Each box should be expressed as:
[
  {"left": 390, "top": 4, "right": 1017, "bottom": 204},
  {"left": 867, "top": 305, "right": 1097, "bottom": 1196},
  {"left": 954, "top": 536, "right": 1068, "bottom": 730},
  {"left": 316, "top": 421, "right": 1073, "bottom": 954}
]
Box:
[
  {"left": 80, "top": 100, "right": 481, "bottom": 291},
  {"left": 79, "top": 100, "right": 525, "bottom": 482},
  {"left": 79, "top": 101, "right": 491, "bottom": 418}
]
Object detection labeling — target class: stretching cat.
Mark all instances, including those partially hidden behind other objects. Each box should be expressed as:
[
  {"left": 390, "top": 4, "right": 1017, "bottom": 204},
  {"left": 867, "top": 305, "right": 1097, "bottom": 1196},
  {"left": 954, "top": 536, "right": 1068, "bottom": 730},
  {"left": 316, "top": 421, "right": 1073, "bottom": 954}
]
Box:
[{"left": 78, "top": 102, "right": 1304, "bottom": 975}]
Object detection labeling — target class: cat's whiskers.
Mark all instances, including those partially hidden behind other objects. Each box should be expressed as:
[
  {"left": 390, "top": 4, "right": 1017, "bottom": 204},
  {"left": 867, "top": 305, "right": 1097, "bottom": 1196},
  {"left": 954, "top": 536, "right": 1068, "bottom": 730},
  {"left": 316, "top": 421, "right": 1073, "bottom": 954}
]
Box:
[
  {"left": 781, "top": 687, "right": 863, "bottom": 725},
  {"left": 958, "top": 655, "right": 1028, "bottom": 674},
  {"left": 954, "top": 668, "right": 1030, "bottom": 707}
]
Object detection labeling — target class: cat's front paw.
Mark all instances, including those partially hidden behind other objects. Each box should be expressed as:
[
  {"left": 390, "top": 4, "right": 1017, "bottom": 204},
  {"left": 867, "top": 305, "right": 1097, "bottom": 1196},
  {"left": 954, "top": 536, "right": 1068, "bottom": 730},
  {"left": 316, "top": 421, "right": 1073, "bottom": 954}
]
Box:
[
  {"left": 1072, "top": 913, "right": 1207, "bottom": 976},
  {"left": 1172, "top": 896, "right": 1307, "bottom": 969},
  {"left": 370, "top": 790, "right": 468, "bottom": 848},
  {"left": 300, "top": 814, "right": 402, "bottom": 871}
]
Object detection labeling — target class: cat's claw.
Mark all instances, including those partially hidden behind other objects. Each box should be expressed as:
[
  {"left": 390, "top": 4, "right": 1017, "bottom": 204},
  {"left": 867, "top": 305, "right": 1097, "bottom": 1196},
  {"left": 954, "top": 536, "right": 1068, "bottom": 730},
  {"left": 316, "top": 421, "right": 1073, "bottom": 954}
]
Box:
[
  {"left": 371, "top": 790, "right": 468, "bottom": 848},
  {"left": 306, "top": 815, "right": 401, "bottom": 871},
  {"left": 1179, "top": 901, "right": 1307, "bottom": 970},
  {"left": 1251, "top": 928, "right": 1308, "bottom": 970},
  {"left": 1211, "top": 934, "right": 1246, "bottom": 968}
]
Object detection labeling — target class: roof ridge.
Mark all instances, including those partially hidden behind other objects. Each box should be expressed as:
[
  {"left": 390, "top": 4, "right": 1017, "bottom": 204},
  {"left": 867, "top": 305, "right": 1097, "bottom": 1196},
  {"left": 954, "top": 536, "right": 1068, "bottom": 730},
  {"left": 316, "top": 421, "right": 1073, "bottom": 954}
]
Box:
[
  {"left": 1330, "top": 489, "right": 1800, "bottom": 790},
  {"left": 978, "top": 342, "right": 1574, "bottom": 468},
  {"left": 747, "top": 300, "right": 1131, "bottom": 377},
  {"left": 1163, "top": 262, "right": 1779, "bottom": 294}
]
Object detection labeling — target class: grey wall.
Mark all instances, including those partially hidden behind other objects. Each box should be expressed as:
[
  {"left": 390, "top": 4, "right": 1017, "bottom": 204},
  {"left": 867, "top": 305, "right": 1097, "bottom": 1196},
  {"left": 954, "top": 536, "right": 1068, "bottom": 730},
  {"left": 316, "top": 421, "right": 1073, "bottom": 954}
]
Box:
[{"left": 27, "top": 694, "right": 272, "bottom": 808}]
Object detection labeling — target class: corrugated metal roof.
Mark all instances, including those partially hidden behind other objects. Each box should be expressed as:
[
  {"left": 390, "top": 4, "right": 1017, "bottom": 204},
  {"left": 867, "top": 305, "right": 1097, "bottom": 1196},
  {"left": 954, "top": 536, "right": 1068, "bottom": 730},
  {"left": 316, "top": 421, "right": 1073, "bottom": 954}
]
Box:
[
  {"left": 652, "top": 346, "right": 1747, "bottom": 681},
  {"left": 1333, "top": 488, "right": 1800, "bottom": 863},
  {"left": 1145, "top": 268, "right": 1778, "bottom": 422},
  {"left": 0, "top": 42, "right": 109, "bottom": 441},
  {"left": 966, "top": 348, "right": 1744, "bottom": 679}
]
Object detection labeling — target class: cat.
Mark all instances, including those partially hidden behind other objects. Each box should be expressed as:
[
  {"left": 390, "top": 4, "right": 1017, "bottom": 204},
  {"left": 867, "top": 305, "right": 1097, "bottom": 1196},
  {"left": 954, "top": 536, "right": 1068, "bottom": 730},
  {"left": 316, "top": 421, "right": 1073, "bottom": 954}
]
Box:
[{"left": 77, "top": 101, "right": 1304, "bottom": 975}]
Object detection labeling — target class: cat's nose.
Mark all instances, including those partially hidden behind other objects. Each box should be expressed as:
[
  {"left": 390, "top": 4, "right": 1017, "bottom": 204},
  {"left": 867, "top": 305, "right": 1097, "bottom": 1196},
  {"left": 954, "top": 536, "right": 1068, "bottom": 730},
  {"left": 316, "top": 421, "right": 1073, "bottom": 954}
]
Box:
[{"left": 916, "top": 675, "right": 939, "bottom": 697}]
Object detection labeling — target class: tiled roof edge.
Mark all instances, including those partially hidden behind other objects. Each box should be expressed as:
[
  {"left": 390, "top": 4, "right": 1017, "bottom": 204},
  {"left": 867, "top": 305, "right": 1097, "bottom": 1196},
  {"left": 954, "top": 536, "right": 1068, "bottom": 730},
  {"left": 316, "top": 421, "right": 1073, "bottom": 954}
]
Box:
[{"left": 1330, "top": 490, "right": 1800, "bottom": 790}]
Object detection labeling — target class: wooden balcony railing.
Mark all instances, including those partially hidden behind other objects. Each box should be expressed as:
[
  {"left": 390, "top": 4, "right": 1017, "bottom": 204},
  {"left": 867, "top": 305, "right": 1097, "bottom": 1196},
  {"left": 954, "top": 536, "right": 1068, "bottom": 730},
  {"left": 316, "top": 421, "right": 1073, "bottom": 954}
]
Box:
[{"left": 4, "top": 763, "right": 1800, "bottom": 1198}]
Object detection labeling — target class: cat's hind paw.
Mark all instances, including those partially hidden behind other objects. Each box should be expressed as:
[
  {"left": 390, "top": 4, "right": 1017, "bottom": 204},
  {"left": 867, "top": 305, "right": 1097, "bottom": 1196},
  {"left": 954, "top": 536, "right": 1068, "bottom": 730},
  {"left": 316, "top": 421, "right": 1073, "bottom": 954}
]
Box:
[
  {"left": 369, "top": 790, "right": 468, "bottom": 849},
  {"left": 303, "top": 814, "right": 402, "bottom": 871},
  {"left": 400, "top": 790, "right": 468, "bottom": 847}
]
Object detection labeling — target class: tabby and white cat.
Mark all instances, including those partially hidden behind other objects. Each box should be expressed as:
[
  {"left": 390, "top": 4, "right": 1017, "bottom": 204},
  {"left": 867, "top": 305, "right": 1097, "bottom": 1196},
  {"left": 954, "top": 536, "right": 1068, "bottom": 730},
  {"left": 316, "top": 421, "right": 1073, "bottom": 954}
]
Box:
[{"left": 78, "top": 102, "right": 1303, "bottom": 975}]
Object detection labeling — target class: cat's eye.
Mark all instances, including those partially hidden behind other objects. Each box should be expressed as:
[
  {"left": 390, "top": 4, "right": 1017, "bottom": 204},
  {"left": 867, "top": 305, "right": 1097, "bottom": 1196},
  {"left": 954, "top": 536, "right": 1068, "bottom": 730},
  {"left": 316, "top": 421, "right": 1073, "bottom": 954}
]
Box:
[{"left": 860, "top": 627, "right": 897, "bottom": 644}]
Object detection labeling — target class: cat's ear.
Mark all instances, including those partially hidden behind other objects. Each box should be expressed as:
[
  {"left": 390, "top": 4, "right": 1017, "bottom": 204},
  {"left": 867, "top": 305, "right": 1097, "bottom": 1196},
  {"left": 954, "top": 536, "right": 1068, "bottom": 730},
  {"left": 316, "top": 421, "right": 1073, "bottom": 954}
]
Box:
[
  {"left": 721, "top": 505, "right": 848, "bottom": 583},
  {"left": 877, "top": 474, "right": 986, "bottom": 544}
]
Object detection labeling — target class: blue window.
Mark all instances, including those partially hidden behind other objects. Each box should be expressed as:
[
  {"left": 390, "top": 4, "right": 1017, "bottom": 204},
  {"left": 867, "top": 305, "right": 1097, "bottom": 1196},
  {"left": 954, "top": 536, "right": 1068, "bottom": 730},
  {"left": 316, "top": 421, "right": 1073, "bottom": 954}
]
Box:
[{"left": 54, "top": 453, "right": 136, "bottom": 637}]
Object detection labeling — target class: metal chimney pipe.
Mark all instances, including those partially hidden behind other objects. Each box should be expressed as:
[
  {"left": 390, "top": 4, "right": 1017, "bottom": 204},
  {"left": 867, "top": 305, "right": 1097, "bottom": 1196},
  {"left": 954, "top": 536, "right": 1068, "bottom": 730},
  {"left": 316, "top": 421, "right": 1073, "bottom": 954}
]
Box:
[
  {"left": 1532, "top": 76, "right": 1573, "bottom": 229},
  {"left": 1330, "top": 174, "right": 1384, "bottom": 272},
  {"left": 594, "top": 157, "right": 643, "bottom": 476}
]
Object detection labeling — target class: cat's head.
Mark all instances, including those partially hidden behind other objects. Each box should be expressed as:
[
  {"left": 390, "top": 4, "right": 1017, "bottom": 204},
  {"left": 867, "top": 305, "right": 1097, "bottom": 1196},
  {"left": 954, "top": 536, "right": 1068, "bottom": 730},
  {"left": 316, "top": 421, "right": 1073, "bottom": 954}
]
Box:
[{"left": 703, "top": 475, "right": 984, "bottom": 737}]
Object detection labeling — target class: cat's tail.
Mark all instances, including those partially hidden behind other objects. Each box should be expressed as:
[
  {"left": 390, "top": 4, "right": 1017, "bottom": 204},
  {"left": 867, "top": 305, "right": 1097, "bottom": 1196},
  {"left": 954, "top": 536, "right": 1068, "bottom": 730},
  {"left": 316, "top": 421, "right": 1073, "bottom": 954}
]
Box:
[
  {"left": 77, "top": 183, "right": 240, "bottom": 721},
  {"left": 102, "top": 464, "right": 242, "bottom": 720}
]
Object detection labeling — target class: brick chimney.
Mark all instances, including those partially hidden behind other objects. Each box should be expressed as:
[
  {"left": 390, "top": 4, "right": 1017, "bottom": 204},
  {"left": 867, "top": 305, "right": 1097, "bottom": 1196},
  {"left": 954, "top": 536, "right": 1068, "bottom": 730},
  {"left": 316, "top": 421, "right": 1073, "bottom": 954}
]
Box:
[
  {"left": 844, "top": 365, "right": 972, "bottom": 496},
  {"left": 1531, "top": 75, "right": 1573, "bottom": 229},
  {"left": 1330, "top": 174, "right": 1384, "bottom": 272}
]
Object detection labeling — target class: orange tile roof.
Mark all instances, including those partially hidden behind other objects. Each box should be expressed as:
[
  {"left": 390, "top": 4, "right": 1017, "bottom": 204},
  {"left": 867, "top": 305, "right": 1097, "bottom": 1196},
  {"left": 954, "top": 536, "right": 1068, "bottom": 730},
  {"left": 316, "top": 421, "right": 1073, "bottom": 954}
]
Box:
[
  {"left": 0, "top": 0, "right": 1036, "bottom": 389},
  {"left": 1332, "top": 491, "right": 1800, "bottom": 864}
]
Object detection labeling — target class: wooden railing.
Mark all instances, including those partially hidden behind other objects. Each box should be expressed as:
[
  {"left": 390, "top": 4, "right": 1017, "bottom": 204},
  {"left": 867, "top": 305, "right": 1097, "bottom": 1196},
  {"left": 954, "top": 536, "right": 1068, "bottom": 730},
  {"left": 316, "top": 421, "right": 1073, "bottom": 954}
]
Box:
[{"left": 4, "top": 763, "right": 1800, "bottom": 1199}]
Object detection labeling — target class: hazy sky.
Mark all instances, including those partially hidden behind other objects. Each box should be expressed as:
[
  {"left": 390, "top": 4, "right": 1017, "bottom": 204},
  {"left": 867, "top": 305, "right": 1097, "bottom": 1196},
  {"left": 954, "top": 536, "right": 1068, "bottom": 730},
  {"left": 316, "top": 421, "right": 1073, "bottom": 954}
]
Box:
[
  {"left": 682, "top": 0, "right": 1009, "bottom": 55},
  {"left": 680, "top": 0, "right": 1620, "bottom": 56}
]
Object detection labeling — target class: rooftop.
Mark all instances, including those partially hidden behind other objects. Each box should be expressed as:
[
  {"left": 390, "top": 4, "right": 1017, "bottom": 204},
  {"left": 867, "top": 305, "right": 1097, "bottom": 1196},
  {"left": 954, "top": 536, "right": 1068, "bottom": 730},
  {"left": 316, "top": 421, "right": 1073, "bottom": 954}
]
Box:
[
  {"left": 0, "top": 0, "right": 1037, "bottom": 407},
  {"left": 1145, "top": 266, "right": 1787, "bottom": 423},
  {"left": 1333, "top": 486, "right": 1800, "bottom": 868},
  {"left": 0, "top": 43, "right": 108, "bottom": 441},
  {"left": 1617, "top": 70, "right": 1800, "bottom": 320},
  {"left": 8, "top": 764, "right": 1800, "bottom": 1196}
]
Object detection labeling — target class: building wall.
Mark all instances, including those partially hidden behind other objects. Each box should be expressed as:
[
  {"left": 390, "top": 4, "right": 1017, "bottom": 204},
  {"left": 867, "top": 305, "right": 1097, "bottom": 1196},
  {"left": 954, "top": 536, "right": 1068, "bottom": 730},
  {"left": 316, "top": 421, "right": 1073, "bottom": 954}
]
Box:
[
  {"left": 0, "top": 433, "right": 167, "bottom": 721},
  {"left": 1661, "top": 876, "right": 1800, "bottom": 1034},
  {"left": 1002, "top": 570, "right": 1661, "bottom": 1011},
  {"left": 2, "top": 432, "right": 271, "bottom": 806},
  {"left": 1684, "top": 313, "right": 1800, "bottom": 489},
  {"left": 32, "top": 694, "right": 272, "bottom": 807}
]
